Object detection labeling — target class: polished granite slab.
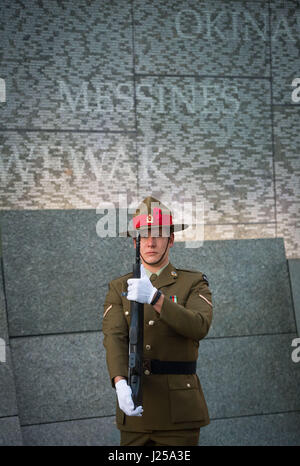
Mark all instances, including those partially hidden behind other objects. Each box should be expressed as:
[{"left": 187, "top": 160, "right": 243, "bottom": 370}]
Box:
[
  {"left": 200, "top": 411, "right": 300, "bottom": 446},
  {"left": 1, "top": 210, "right": 135, "bottom": 336},
  {"left": 198, "top": 333, "right": 300, "bottom": 420},
  {"left": 288, "top": 259, "right": 300, "bottom": 336},
  {"left": 10, "top": 331, "right": 300, "bottom": 425},
  {"left": 11, "top": 332, "right": 112, "bottom": 425},
  {"left": 22, "top": 415, "right": 119, "bottom": 446},
  {"left": 0, "top": 345, "right": 19, "bottom": 418},
  {"left": 0, "top": 417, "right": 23, "bottom": 446},
  {"left": 274, "top": 107, "right": 300, "bottom": 259}
]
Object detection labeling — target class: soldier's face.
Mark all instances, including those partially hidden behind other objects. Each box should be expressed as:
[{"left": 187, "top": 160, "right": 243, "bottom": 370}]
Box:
[{"left": 133, "top": 230, "right": 174, "bottom": 266}]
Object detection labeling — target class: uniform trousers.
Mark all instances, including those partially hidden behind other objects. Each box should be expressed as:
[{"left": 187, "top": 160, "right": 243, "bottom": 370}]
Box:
[{"left": 120, "top": 428, "right": 200, "bottom": 446}]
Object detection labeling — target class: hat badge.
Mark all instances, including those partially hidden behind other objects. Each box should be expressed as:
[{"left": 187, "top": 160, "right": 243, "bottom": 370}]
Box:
[{"left": 147, "top": 214, "right": 153, "bottom": 223}]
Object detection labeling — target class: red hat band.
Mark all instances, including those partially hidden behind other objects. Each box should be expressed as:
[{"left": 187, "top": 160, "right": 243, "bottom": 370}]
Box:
[{"left": 133, "top": 207, "right": 173, "bottom": 230}]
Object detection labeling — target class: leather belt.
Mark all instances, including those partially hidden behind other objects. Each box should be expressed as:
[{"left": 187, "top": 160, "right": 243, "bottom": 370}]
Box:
[{"left": 143, "top": 359, "right": 197, "bottom": 375}]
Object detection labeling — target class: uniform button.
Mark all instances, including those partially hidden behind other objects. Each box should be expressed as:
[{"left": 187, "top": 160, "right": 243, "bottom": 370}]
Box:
[
  {"left": 125, "top": 311, "right": 129, "bottom": 316},
  {"left": 148, "top": 320, "right": 155, "bottom": 326},
  {"left": 144, "top": 369, "right": 150, "bottom": 376},
  {"left": 150, "top": 274, "right": 157, "bottom": 283},
  {"left": 187, "top": 383, "right": 191, "bottom": 388},
  {"left": 145, "top": 344, "right": 151, "bottom": 350}
]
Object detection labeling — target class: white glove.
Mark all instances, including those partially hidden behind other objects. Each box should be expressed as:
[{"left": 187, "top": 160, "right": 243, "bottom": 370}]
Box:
[
  {"left": 127, "top": 264, "right": 157, "bottom": 304},
  {"left": 115, "top": 379, "right": 143, "bottom": 416}
]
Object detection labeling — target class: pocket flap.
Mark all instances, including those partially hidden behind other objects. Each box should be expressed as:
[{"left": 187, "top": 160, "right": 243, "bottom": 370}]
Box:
[{"left": 167, "top": 374, "right": 198, "bottom": 390}]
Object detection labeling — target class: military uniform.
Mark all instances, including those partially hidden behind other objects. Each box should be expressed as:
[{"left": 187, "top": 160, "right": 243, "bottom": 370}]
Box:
[{"left": 102, "top": 261, "right": 213, "bottom": 438}]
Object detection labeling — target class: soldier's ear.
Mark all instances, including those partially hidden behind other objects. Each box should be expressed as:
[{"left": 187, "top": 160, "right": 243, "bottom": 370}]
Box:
[
  {"left": 133, "top": 238, "right": 136, "bottom": 249},
  {"left": 169, "top": 233, "right": 175, "bottom": 247}
]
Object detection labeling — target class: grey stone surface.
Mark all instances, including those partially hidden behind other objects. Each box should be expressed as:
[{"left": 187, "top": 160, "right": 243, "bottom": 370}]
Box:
[
  {"left": 0, "top": 0, "right": 134, "bottom": 130},
  {"left": 288, "top": 259, "right": 300, "bottom": 337},
  {"left": 200, "top": 412, "right": 300, "bottom": 446},
  {"left": 0, "top": 346, "right": 19, "bottom": 418},
  {"left": 0, "top": 63, "right": 135, "bottom": 132},
  {"left": 274, "top": 107, "right": 300, "bottom": 259},
  {"left": 1, "top": 0, "right": 132, "bottom": 64},
  {"left": 0, "top": 0, "right": 298, "bottom": 259},
  {"left": 199, "top": 333, "right": 300, "bottom": 419},
  {"left": 22, "top": 416, "right": 119, "bottom": 446},
  {"left": 171, "top": 238, "right": 296, "bottom": 337},
  {"left": 271, "top": 1, "right": 300, "bottom": 105},
  {"left": 136, "top": 76, "right": 274, "bottom": 228},
  {"left": 202, "top": 222, "right": 276, "bottom": 243},
  {"left": 0, "top": 0, "right": 299, "bottom": 447},
  {"left": 0, "top": 132, "right": 138, "bottom": 210},
  {"left": 10, "top": 332, "right": 115, "bottom": 425},
  {"left": 0, "top": 417, "right": 23, "bottom": 446},
  {"left": 134, "top": 0, "right": 270, "bottom": 76},
  {"left": 1, "top": 209, "right": 135, "bottom": 336}
]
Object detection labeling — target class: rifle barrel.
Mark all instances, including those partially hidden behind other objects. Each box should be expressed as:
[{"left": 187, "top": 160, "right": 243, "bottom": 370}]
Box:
[{"left": 128, "top": 234, "right": 144, "bottom": 408}]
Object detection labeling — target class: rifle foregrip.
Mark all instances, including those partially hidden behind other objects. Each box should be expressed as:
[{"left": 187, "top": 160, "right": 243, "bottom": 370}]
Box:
[{"left": 133, "top": 263, "right": 140, "bottom": 279}]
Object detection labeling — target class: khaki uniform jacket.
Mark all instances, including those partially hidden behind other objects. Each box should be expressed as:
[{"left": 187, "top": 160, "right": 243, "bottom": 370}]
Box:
[{"left": 102, "top": 262, "right": 213, "bottom": 432}]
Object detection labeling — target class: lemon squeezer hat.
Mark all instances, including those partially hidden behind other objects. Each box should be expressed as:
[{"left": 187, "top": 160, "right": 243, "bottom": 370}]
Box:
[{"left": 123, "top": 196, "right": 189, "bottom": 237}]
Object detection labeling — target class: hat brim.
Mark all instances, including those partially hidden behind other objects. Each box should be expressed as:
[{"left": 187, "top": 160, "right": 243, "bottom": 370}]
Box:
[{"left": 120, "top": 223, "right": 189, "bottom": 238}]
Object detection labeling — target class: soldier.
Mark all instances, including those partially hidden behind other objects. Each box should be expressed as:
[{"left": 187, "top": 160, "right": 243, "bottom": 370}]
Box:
[{"left": 102, "top": 196, "right": 213, "bottom": 446}]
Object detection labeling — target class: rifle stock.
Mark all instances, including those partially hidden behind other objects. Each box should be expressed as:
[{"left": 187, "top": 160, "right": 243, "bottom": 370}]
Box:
[{"left": 128, "top": 234, "right": 144, "bottom": 408}]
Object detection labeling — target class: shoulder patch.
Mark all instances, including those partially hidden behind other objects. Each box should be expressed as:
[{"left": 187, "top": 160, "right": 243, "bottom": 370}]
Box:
[{"left": 202, "top": 273, "right": 209, "bottom": 286}]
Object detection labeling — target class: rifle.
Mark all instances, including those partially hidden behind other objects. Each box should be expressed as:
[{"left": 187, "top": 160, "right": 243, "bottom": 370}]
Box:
[{"left": 128, "top": 233, "right": 144, "bottom": 408}]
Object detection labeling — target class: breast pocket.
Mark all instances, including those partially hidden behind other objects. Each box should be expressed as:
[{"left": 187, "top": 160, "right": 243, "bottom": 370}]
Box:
[{"left": 167, "top": 374, "right": 206, "bottom": 423}]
